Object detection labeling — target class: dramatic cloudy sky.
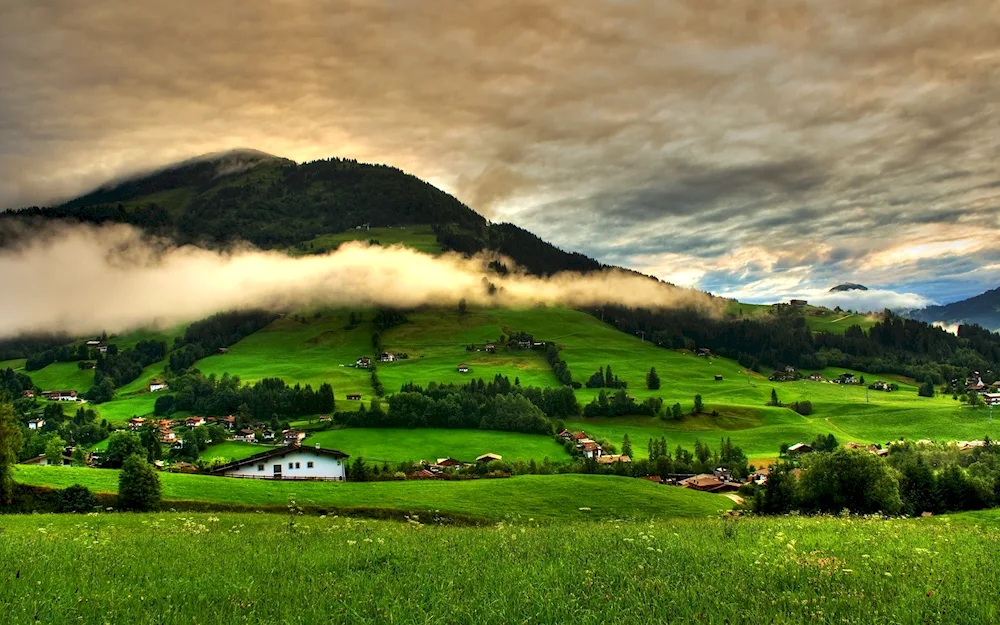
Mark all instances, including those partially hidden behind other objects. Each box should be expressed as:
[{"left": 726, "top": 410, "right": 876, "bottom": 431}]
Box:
[{"left": 2, "top": 0, "right": 999, "bottom": 307}]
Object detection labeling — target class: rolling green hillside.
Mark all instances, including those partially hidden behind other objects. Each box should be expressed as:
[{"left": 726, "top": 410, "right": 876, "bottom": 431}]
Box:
[{"left": 14, "top": 466, "right": 730, "bottom": 521}]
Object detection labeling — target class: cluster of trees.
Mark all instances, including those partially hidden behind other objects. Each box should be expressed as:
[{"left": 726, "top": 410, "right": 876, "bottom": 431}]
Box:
[
  {"left": 24, "top": 342, "right": 94, "bottom": 371},
  {"left": 373, "top": 308, "right": 409, "bottom": 331},
  {"left": 751, "top": 440, "right": 1000, "bottom": 516},
  {"left": 19, "top": 404, "right": 111, "bottom": 457},
  {"left": 585, "top": 365, "right": 627, "bottom": 389},
  {"left": 336, "top": 375, "right": 580, "bottom": 434},
  {"left": 157, "top": 372, "right": 334, "bottom": 424},
  {"left": 0, "top": 334, "right": 73, "bottom": 362},
  {"left": 169, "top": 310, "right": 279, "bottom": 374},
  {"left": 592, "top": 306, "right": 1000, "bottom": 387},
  {"left": 84, "top": 340, "right": 168, "bottom": 403},
  {"left": 0, "top": 368, "right": 34, "bottom": 400},
  {"left": 598, "top": 436, "right": 750, "bottom": 480},
  {"left": 545, "top": 344, "right": 575, "bottom": 387}
]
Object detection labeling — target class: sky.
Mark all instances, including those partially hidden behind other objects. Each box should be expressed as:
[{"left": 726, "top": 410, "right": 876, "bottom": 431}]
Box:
[{"left": 1, "top": 0, "right": 999, "bottom": 308}]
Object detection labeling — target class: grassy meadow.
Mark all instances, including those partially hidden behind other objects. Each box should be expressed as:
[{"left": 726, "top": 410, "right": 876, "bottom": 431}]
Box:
[
  {"left": 296, "top": 225, "right": 443, "bottom": 255},
  {"left": 0, "top": 511, "right": 997, "bottom": 624},
  {"left": 13, "top": 466, "right": 729, "bottom": 521}
]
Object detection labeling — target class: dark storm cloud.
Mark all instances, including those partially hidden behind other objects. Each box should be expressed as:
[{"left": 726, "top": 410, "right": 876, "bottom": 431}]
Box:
[{"left": 1, "top": 0, "right": 999, "bottom": 303}]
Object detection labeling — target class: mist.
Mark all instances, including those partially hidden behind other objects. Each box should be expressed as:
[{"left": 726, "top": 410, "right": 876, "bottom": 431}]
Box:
[{"left": 0, "top": 224, "right": 719, "bottom": 339}]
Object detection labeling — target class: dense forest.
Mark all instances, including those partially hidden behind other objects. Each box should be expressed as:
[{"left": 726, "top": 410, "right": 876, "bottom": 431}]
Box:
[{"left": 592, "top": 306, "right": 1000, "bottom": 384}]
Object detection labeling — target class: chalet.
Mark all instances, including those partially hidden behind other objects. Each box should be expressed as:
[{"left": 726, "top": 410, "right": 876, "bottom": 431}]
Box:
[
  {"left": 577, "top": 439, "right": 603, "bottom": 459},
  {"left": 378, "top": 352, "right": 397, "bottom": 362},
  {"left": 211, "top": 444, "right": 350, "bottom": 481},
  {"left": 484, "top": 344, "right": 496, "bottom": 353},
  {"left": 787, "top": 442, "right": 812, "bottom": 454},
  {"left": 680, "top": 474, "right": 741, "bottom": 493},
  {"left": 232, "top": 429, "right": 256, "bottom": 443},
  {"left": 834, "top": 373, "right": 857, "bottom": 385},
  {"left": 23, "top": 389, "right": 34, "bottom": 398},
  {"left": 597, "top": 454, "right": 631, "bottom": 464},
  {"left": 158, "top": 429, "right": 177, "bottom": 443},
  {"left": 149, "top": 380, "right": 168, "bottom": 392},
  {"left": 435, "top": 457, "right": 464, "bottom": 468},
  {"left": 185, "top": 416, "right": 206, "bottom": 428},
  {"left": 128, "top": 417, "right": 146, "bottom": 431},
  {"left": 557, "top": 429, "right": 573, "bottom": 440},
  {"left": 714, "top": 374, "right": 724, "bottom": 381},
  {"left": 790, "top": 299, "right": 808, "bottom": 307},
  {"left": 21, "top": 451, "right": 73, "bottom": 466},
  {"left": 983, "top": 393, "right": 1000, "bottom": 406},
  {"left": 457, "top": 364, "right": 470, "bottom": 373},
  {"left": 42, "top": 389, "right": 78, "bottom": 402},
  {"left": 220, "top": 415, "right": 237, "bottom": 430},
  {"left": 966, "top": 375, "right": 986, "bottom": 392},
  {"left": 283, "top": 429, "right": 307, "bottom": 446},
  {"left": 27, "top": 418, "right": 45, "bottom": 430},
  {"left": 749, "top": 467, "right": 770, "bottom": 485},
  {"left": 809, "top": 373, "right": 823, "bottom": 382},
  {"left": 346, "top": 393, "right": 363, "bottom": 401},
  {"left": 476, "top": 453, "right": 503, "bottom": 464},
  {"left": 262, "top": 429, "right": 276, "bottom": 442},
  {"left": 356, "top": 357, "right": 372, "bottom": 369}
]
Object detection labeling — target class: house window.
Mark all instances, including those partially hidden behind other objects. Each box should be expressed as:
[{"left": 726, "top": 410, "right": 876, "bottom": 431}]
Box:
[
  {"left": 257, "top": 464, "right": 264, "bottom": 471},
  {"left": 307, "top": 461, "right": 314, "bottom": 468},
  {"left": 288, "top": 462, "right": 293, "bottom": 469},
  {"left": 295, "top": 462, "right": 301, "bottom": 469}
]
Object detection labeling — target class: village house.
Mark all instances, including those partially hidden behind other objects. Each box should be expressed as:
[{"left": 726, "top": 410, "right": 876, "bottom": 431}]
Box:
[
  {"left": 748, "top": 467, "right": 770, "bottom": 485},
  {"left": 283, "top": 429, "right": 307, "bottom": 446},
  {"left": 809, "top": 373, "right": 823, "bottom": 382},
  {"left": 597, "top": 454, "right": 631, "bottom": 464},
  {"left": 42, "top": 389, "right": 78, "bottom": 402},
  {"left": 217, "top": 347, "right": 229, "bottom": 354},
  {"left": 27, "top": 418, "right": 44, "bottom": 430},
  {"left": 484, "top": 343, "right": 496, "bottom": 353},
  {"left": 356, "top": 357, "right": 371, "bottom": 369},
  {"left": 957, "top": 440, "right": 988, "bottom": 452},
  {"left": 696, "top": 348, "right": 712, "bottom": 357},
  {"left": 983, "top": 393, "right": 1000, "bottom": 406},
  {"left": 834, "top": 373, "right": 857, "bottom": 385},
  {"left": 149, "top": 379, "right": 168, "bottom": 392},
  {"left": 680, "top": 474, "right": 741, "bottom": 493},
  {"left": 346, "top": 393, "right": 362, "bottom": 401},
  {"left": 185, "top": 416, "right": 206, "bottom": 428},
  {"left": 128, "top": 417, "right": 146, "bottom": 431},
  {"left": 557, "top": 429, "right": 574, "bottom": 440},
  {"left": 476, "top": 453, "right": 502, "bottom": 464},
  {"left": 435, "top": 457, "right": 464, "bottom": 468},
  {"left": 158, "top": 428, "right": 177, "bottom": 443},
  {"left": 787, "top": 442, "right": 812, "bottom": 454},
  {"left": 85, "top": 340, "right": 101, "bottom": 347},
  {"left": 96, "top": 345, "right": 109, "bottom": 354},
  {"left": 577, "top": 439, "right": 603, "bottom": 459},
  {"left": 211, "top": 444, "right": 350, "bottom": 481},
  {"left": 378, "top": 352, "right": 396, "bottom": 362},
  {"left": 220, "top": 415, "right": 237, "bottom": 430},
  {"left": 714, "top": 374, "right": 724, "bottom": 381},
  {"left": 232, "top": 429, "right": 256, "bottom": 443},
  {"left": 457, "top": 364, "right": 470, "bottom": 373},
  {"left": 21, "top": 451, "right": 74, "bottom": 466}
]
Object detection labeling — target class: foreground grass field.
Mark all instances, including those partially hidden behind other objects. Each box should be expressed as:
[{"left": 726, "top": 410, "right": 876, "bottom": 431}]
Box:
[
  {"left": 0, "top": 511, "right": 996, "bottom": 624},
  {"left": 13, "top": 466, "right": 729, "bottom": 521}
]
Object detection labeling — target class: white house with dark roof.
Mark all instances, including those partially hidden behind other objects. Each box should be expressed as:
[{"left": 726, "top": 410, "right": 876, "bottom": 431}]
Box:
[{"left": 211, "top": 444, "right": 349, "bottom": 481}]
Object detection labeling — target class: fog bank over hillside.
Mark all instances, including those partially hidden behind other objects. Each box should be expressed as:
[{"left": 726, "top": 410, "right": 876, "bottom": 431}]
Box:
[{"left": 0, "top": 224, "right": 719, "bottom": 338}]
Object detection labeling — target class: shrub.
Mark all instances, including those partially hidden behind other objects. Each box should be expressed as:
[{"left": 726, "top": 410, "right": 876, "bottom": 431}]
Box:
[
  {"left": 57, "top": 484, "right": 98, "bottom": 513},
  {"left": 118, "top": 454, "right": 161, "bottom": 511}
]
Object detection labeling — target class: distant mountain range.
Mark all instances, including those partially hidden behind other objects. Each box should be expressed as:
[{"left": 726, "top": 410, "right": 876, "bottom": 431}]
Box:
[
  {"left": 829, "top": 283, "right": 868, "bottom": 292},
  {"left": 0, "top": 150, "right": 603, "bottom": 276},
  {"left": 909, "top": 287, "right": 1000, "bottom": 331}
]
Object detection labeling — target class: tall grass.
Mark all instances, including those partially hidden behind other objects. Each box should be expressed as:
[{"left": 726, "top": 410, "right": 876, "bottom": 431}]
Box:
[{"left": 0, "top": 512, "right": 996, "bottom": 624}]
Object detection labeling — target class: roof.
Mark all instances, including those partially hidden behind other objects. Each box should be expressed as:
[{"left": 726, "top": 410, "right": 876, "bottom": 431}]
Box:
[
  {"left": 680, "top": 474, "right": 723, "bottom": 489},
  {"left": 788, "top": 443, "right": 812, "bottom": 452},
  {"left": 210, "top": 444, "right": 349, "bottom": 473},
  {"left": 476, "top": 453, "right": 502, "bottom": 462},
  {"left": 597, "top": 454, "right": 631, "bottom": 463}
]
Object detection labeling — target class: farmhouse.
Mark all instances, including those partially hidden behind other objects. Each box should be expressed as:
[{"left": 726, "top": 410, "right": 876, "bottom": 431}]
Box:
[
  {"left": 27, "top": 418, "right": 44, "bottom": 430},
  {"left": 834, "top": 373, "right": 857, "bottom": 385},
  {"left": 220, "top": 415, "right": 237, "bottom": 430},
  {"left": 714, "top": 374, "right": 724, "bottom": 381},
  {"left": 809, "top": 373, "right": 823, "bottom": 382},
  {"left": 128, "top": 417, "right": 146, "bottom": 431},
  {"left": 149, "top": 380, "right": 168, "bottom": 392},
  {"left": 262, "top": 429, "right": 276, "bottom": 442},
  {"left": 185, "top": 416, "right": 206, "bottom": 428},
  {"left": 232, "top": 429, "right": 256, "bottom": 443},
  {"left": 283, "top": 429, "right": 307, "bottom": 445},
  {"left": 356, "top": 357, "right": 371, "bottom": 369},
  {"left": 679, "top": 474, "right": 741, "bottom": 493},
  {"left": 96, "top": 345, "right": 109, "bottom": 354},
  {"left": 984, "top": 393, "right": 1000, "bottom": 406},
  {"left": 457, "top": 364, "right": 470, "bottom": 373},
  {"left": 787, "top": 442, "right": 812, "bottom": 454},
  {"left": 597, "top": 454, "right": 631, "bottom": 464},
  {"left": 966, "top": 375, "right": 986, "bottom": 392},
  {"left": 346, "top": 393, "right": 363, "bottom": 400},
  {"left": 85, "top": 340, "right": 101, "bottom": 347},
  {"left": 211, "top": 444, "right": 350, "bottom": 481},
  {"left": 435, "top": 457, "right": 464, "bottom": 468},
  {"left": 476, "top": 453, "right": 503, "bottom": 463},
  {"left": 21, "top": 451, "right": 73, "bottom": 466},
  {"left": 577, "top": 439, "right": 603, "bottom": 459},
  {"left": 378, "top": 352, "right": 397, "bottom": 362},
  {"left": 158, "top": 428, "right": 177, "bottom": 443},
  {"left": 41, "top": 389, "right": 78, "bottom": 401},
  {"left": 484, "top": 343, "right": 496, "bottom": 353}
]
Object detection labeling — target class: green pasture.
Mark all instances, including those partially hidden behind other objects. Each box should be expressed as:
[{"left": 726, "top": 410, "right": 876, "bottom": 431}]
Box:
[
  {"left": 26, "top": 361, "right": 94, "bottom": 392},
  {"left": 0, "top": 511, "right": 997, "bottom": 624},
  {"left": 303, "top": 427, "right": 570, "bottom": 464},
  {"left": 91, "top": 394, "right": 162, "bottom": 425},
  {"left": 13, "top": 467, "right": 728, "bottom": 521},
  {"left": 295, "top": 225, "right": 442, "bottom": 255}
]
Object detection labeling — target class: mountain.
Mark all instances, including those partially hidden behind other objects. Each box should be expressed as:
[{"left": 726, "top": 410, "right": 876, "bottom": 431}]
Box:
[
  {"left": 1, "top": 151, "right": 602, "bottom": 276},
  {"left": 829, "top": 283, "right": 868, "bottom": 292},
  {"left": 909, "top": 286, "right": 1000, "bottom": 331}
]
